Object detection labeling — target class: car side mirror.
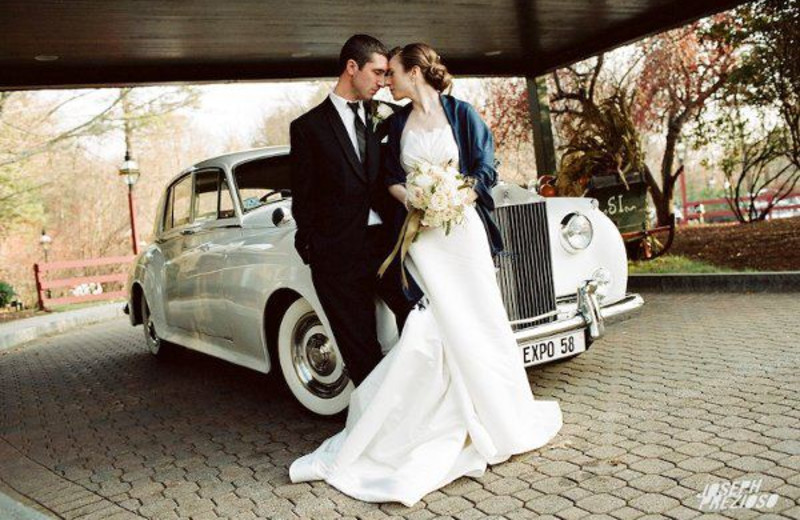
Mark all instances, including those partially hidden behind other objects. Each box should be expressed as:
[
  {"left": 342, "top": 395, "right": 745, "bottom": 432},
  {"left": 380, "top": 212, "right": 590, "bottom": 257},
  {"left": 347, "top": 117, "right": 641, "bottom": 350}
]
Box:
[{"left": 271, "top": 207, "right": 294, "bottom": 227}]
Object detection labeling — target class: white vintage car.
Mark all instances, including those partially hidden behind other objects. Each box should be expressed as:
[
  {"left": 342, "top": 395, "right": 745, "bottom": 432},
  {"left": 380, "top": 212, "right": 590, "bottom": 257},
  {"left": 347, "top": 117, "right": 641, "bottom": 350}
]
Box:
[{"left": 125, "top": 146, "right": 644, "bottom": 415}]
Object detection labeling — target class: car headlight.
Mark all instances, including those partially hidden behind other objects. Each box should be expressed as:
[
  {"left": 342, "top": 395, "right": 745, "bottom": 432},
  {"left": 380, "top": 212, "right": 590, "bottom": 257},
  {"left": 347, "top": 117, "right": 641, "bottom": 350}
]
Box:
[{"left": 560, "top": 212, "right": 593, "bottom": 252}]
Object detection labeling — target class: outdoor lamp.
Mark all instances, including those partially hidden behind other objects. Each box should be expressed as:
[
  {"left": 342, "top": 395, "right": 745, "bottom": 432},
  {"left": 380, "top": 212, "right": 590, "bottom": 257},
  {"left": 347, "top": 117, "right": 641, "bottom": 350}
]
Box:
[
  {"left": 119, "top": 151, "right": 140, "bottom": 254},
  {"left": 39, "top": 229, "right": 52, "bottom": 262},
  {"left": 119, "top": 151, "right": 140, "bottom": 186}
]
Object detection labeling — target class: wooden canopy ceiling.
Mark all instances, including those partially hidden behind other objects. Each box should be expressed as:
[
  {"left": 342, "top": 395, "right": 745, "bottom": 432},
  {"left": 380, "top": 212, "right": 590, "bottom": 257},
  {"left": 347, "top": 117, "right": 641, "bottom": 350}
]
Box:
[{"left": 1, "top": 0, "right": 746, "bottom": 90}]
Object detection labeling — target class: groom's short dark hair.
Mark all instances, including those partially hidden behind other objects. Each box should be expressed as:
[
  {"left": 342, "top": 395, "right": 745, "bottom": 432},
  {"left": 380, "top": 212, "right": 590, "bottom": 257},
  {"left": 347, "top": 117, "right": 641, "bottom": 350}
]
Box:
[{"left": 339, "top": 34, "right": 388, "bottom": 74}]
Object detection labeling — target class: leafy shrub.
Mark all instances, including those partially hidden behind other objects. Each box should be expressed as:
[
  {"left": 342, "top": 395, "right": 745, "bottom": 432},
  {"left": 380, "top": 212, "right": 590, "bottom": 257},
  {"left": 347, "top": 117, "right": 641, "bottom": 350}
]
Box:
[{"left": 0, "top": 281, "right": 16, "bottom": 307}]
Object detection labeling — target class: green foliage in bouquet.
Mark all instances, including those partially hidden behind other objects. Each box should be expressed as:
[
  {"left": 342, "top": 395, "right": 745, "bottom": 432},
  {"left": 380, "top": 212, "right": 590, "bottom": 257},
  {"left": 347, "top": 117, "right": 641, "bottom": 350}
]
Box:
[{"left": 555, "top": 94, "right": 646, "bottom": 196}]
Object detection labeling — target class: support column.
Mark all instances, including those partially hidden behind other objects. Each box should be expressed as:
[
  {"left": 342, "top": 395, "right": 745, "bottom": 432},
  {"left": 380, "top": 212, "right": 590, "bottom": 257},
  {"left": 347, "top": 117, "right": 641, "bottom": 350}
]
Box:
[{"left": 526, "top": 76, "right": 557, "bottom": 178}]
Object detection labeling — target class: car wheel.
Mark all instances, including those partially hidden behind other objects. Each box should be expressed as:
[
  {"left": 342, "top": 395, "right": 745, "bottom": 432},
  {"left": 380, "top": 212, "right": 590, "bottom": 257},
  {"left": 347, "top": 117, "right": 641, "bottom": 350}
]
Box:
[
  {"left": 141, "top": 296, "right": 175, "bottom": 359},
  {"left": 277, "top": 298, "right": 353, "bottom": 415}
]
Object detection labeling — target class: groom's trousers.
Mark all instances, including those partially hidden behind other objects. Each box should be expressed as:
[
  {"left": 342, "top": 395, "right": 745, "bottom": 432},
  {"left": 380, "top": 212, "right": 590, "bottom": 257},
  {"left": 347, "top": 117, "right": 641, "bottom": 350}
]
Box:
[{"left": 310, "top": 224, "right": 416, "bottom": 386}]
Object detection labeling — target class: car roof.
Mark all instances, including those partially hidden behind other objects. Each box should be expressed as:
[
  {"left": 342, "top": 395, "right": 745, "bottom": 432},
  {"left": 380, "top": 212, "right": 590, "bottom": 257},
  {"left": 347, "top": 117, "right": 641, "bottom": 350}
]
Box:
[{"left": 167, "top": 145, "right": 290, "bottom": 186}]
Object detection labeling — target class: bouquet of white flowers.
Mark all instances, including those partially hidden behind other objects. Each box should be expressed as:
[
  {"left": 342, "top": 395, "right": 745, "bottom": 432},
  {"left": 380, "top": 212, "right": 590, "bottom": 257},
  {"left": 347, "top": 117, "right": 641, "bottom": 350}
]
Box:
[
  {"left": 405, "top": 160, "right": 475, "bottom": 233},
  {"left": 379, "top": 159, "right": 475, "bottom": 287}
]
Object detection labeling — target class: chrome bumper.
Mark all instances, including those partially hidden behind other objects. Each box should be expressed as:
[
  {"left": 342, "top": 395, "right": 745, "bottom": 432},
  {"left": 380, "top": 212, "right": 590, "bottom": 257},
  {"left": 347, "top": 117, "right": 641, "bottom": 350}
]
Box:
[{"left": 514, "top": 280, "right": 644, "bottom": 346}]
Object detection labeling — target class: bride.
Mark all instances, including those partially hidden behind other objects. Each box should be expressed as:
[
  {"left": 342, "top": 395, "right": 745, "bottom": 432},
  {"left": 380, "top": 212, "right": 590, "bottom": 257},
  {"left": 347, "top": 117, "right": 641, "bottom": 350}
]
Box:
[{"left": 289, "top": 43, "right": 563, "bottom": 506}]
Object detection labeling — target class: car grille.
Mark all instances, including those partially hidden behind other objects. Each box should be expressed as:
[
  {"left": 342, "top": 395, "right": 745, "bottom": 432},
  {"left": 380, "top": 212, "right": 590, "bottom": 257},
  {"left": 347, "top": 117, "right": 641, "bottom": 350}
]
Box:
[{"left": 493, "top": 202, "right": 558, "bottom": 331}]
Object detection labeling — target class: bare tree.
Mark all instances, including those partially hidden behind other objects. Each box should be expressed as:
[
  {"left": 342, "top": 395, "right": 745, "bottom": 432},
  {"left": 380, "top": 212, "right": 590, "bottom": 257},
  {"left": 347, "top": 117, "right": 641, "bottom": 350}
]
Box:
[
  {"left": 633, "top": 14, "right": 739, "bottom": 226},
  {"left": 252, "top": 82, "right": 332, "bottom": 147},
  {"left": 715, "top": 100, "right": 798, "bottom": 222},
  {"left": 479, "top": 78, "right": 538, "bottom": 184},
  {"left": 0, "top": 86, "right": 198, "bottom": 237}
]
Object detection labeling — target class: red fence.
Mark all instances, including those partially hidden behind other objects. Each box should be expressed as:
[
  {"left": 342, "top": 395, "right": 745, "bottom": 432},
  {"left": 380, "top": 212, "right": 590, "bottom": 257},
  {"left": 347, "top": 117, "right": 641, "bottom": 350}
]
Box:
[
  {"left": 33, "top": 255, "right": 135, "bottom": 311},
  {"left": 683, "top": 192, "right": 800, "bottom": 223}
]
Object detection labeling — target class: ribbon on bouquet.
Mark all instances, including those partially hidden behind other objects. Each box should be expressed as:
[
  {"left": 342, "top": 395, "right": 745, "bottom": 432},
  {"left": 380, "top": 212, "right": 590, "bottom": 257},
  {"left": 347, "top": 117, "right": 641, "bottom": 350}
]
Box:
[{"left": 377, "top": 208, "right": 423, "bottom": 289}]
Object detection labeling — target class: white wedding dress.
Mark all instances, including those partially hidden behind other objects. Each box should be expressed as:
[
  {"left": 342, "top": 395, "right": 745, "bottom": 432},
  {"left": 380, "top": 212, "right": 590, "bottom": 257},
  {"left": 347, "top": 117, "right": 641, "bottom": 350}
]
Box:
[{"left": 289, "top": 125, "right": 563, "bottom": 506}]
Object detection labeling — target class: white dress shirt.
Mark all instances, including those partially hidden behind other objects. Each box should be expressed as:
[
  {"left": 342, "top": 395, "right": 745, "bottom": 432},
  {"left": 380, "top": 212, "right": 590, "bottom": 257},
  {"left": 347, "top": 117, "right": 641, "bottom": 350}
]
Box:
[{"left": 329, "top": 91, "right": 382, "bottom": 226}]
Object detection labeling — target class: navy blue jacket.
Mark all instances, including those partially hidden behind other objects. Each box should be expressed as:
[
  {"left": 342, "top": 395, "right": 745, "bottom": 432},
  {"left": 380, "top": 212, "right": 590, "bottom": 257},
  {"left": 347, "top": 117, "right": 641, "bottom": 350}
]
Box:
[{"left": 383, "top": 94, "right": 504, "bottom": 256}]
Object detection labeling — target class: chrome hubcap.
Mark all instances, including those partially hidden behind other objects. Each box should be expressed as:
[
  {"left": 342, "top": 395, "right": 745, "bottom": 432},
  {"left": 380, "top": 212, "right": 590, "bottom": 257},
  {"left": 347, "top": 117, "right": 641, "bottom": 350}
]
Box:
[
  {"left": 306, "top": 332, "right": 335, "bottom": 376},
  {"left": 291, "top": 311, "right": 348, "bottom": 399}
]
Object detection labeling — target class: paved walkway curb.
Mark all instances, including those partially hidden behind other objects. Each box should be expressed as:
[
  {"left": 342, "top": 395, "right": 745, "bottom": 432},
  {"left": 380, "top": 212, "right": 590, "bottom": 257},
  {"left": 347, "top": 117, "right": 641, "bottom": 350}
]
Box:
[
  {"left": 0, "top": 302, "right": 126, "bottom": 352},
  {"left": 0, "top": 490, "right": 54, "bottom": 520},
  {"left": 0, "top": 439, "right": 137, "bottom": 520},
  {"left": 629, "top": 271, "right": 800, "bottom": 292}
]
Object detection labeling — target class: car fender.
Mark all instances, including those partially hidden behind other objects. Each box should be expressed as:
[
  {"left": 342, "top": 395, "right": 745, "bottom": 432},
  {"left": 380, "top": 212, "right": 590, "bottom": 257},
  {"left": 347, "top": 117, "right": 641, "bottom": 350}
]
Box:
[{"left": 545, "top": 197, "right": 628, "bottom": 304}]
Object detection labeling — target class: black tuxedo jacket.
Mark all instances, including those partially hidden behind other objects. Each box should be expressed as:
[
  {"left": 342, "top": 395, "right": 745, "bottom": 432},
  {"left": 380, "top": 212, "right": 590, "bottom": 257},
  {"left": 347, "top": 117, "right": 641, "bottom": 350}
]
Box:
[{"left": 289, "top": 97, "right": 397, "bottom": 274}]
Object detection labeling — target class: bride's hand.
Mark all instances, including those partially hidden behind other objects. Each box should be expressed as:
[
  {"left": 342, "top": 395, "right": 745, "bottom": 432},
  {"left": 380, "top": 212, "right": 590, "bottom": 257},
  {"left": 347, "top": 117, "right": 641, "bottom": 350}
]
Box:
[
  {"left": 466, "top": 188, "right": 478, "bottom": 205},
  {"left": 405, "top": 185, "right": 423, "bottom": 210}
]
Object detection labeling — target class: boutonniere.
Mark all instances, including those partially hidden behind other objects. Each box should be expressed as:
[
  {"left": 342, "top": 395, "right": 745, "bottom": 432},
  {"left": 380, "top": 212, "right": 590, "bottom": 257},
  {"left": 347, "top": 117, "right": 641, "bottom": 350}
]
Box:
[{"left": 370, "top": 101, "right": 394, "bottom": 132}]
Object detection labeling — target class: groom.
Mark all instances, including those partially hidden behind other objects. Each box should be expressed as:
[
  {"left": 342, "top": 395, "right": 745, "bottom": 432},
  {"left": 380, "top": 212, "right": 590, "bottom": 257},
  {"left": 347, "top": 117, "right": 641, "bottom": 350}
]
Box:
[{"left": 289, "top": 34, "right": 421, "bottom": 386}]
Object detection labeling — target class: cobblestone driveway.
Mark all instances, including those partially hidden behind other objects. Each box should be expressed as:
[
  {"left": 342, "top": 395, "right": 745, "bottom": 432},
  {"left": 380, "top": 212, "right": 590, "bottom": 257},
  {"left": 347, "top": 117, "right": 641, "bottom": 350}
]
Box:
[{"left": 0, "top": 292, "right": 798, "bottom": 519}]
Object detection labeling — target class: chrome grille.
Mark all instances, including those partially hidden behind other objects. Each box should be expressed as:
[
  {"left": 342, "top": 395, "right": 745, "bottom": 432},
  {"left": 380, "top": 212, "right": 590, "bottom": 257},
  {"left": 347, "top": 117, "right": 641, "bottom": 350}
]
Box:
[{"left": 494, "top": 202, "right": 558, "bottom": 331}]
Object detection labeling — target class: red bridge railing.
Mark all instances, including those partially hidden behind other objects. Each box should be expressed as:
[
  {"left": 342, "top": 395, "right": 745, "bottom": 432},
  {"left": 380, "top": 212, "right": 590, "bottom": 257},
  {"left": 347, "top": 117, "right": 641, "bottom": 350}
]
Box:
[
  {"left": 683, "top": 192, "right": 800, "bottom": 223},
  {"left": 33, "top": 255, "right": 135, "bottom": 311}
]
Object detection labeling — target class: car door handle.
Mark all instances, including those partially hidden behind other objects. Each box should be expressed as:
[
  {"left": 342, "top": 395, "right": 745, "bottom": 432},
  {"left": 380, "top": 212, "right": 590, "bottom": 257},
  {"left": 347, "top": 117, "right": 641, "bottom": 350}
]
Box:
[{"left": 180, "top": 229, "right": 196, "bottom": 236}]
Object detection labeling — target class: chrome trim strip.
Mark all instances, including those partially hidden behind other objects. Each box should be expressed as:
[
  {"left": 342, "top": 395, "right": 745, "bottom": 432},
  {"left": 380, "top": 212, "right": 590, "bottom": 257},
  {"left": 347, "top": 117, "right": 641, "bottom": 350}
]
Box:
[
  {"left": 509, "top": 309, "right": 559, "bottom": 326},
  {"left": 514, "top": 292, "right": 644, "bottom": 345}
]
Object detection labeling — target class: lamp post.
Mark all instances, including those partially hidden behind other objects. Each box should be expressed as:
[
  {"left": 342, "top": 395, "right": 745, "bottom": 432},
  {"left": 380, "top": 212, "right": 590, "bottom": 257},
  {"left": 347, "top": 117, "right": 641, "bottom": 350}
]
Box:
[
  {"left": 39, "top": 229, "right": 52, "bottom": 301},
  {"left": 119, "top": 151, "right": 140, "bottom": 255},
  {"left": 39, "top": 229, "right": 52, "bottom": 263}
]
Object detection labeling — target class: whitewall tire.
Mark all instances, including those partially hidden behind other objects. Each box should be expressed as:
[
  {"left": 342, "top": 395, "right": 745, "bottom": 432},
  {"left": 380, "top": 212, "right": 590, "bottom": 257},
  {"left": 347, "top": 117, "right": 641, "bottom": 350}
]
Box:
[{"left": 277, "top": 298, "right": 353, "bottom": 415}]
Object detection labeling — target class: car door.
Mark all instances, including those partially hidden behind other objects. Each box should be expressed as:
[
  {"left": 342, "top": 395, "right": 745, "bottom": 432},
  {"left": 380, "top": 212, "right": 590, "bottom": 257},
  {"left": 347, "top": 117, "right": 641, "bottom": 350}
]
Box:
[
  {"left": 160, "top": 173, "right": 194, "bottom": 331},
  {"left": 222, "top": 155, "right": 295, "bottom": 362},
  {"left": 179, "top": 168, "right": 240, "bottom": 340}
]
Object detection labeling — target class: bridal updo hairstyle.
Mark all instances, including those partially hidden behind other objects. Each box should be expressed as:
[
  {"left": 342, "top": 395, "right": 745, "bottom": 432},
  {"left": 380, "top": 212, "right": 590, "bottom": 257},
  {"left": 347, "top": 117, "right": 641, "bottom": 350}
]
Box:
[{"left": 389, "top": 43, "right": 453, "bottom": 93}]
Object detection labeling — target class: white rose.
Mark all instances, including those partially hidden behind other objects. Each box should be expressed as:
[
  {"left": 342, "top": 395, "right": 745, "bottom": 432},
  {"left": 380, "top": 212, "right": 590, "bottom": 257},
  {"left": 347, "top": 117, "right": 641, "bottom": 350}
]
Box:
[
  {"left": 430, "top": 191, "right": 450, "bottom": 212},
  {"left": 413, "top": 173, "right": 434, "bottom": 190},
  {"left": 427, "top": 164, "right": 444, "bottom": 180},
  {"left": 376, "top": 103, "right": 394, "bottom": 119}
]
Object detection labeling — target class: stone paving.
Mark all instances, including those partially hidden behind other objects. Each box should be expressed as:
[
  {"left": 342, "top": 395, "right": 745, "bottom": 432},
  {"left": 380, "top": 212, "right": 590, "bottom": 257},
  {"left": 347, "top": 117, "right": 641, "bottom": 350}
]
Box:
[{"left": 0, "top": 291, "right": 798, "bottom": 519}]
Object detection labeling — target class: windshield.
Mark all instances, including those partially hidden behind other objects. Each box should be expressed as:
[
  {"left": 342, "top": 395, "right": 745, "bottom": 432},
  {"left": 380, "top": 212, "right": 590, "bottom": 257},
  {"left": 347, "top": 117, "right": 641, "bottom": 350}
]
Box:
[{"left": 232, "top": 155, "right": 292, "bottom": 213}]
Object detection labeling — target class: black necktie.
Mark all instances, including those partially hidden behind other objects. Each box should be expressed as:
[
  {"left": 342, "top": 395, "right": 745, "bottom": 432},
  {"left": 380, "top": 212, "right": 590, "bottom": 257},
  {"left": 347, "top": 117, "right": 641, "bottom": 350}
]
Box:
[{"left": 347, "top": 101, "right": 367, "bottom": 164}]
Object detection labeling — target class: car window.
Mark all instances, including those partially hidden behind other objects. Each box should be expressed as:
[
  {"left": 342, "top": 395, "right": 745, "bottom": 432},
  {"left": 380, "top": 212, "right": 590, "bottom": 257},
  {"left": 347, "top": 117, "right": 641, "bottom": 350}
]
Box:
[
  {"left": 172, "top": 175, "right": 193, "bottom": 228},
  {"left": 220, "top": 177, "right": 235, "bottom": 219},
  {"left": 232, "top": 155, "right": 291, "bottom": 213},
  {"left": 162, "top": 186, "right": 175, "bottom": 232},
  {"left": 191, "top": 169, "right": 237, "bottom": 222},
  {"left": 193, "top": 170, "right": 219, "bottom": 223}
]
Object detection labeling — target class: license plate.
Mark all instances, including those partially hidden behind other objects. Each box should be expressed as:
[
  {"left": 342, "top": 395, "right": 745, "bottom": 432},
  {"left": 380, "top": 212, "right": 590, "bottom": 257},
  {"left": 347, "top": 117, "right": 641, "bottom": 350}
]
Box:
[{"left": 520, "top": 329, "right": 586, "bottom": 366}]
